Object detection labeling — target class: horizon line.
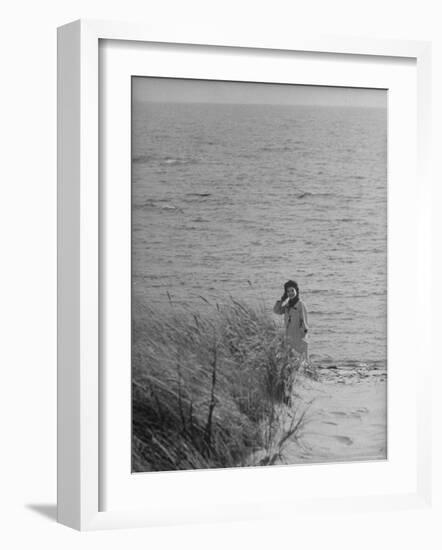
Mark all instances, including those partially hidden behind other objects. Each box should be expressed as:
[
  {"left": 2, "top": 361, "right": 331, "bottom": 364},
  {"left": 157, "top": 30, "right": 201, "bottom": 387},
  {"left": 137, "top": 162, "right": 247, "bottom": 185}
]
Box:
[{"left": 133, "top": 99, "right": 387, "bottom": 109}]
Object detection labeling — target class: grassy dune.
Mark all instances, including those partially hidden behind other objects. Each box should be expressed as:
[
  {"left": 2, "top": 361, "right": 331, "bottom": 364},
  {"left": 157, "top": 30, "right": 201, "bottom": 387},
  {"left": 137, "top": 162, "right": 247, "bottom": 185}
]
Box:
[{"left": 132, "top": 297, "right": 308, "bottom": 472}]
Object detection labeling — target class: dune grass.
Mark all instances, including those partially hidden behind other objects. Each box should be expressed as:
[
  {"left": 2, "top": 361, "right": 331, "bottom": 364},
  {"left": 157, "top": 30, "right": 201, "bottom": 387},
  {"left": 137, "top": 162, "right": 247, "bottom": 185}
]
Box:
[{"left": 132, "top": 296, "right": 308, "bottom": 472}]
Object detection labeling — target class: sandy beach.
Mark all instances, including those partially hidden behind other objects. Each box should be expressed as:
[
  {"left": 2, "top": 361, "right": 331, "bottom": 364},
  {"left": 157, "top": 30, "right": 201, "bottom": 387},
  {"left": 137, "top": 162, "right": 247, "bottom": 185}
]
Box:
[{"left": 283, "top": 365, "right": 387, "bottom": 464}]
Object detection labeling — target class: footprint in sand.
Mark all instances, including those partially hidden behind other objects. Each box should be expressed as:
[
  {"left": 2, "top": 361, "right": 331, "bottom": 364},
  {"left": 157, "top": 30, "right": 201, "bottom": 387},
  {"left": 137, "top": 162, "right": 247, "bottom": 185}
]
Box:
[
  {"left": 331, "top": 410, "right": 363, "bottom": 420},
  {"left": 333, "top": 435, "right": 354, "bottom": 445}
]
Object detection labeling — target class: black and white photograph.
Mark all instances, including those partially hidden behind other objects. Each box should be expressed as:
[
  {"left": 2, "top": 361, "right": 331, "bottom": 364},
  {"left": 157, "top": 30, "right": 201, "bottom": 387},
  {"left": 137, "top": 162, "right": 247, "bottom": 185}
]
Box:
[{"left": 131, "top": 77, "right": 387, "bottom": 473}]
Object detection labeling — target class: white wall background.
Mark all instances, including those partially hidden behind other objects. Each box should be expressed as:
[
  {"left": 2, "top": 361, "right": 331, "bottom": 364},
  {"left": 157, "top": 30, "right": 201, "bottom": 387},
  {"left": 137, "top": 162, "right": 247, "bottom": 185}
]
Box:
[{"left": 0, "top": 0, "right": 440, "bottom": 547}]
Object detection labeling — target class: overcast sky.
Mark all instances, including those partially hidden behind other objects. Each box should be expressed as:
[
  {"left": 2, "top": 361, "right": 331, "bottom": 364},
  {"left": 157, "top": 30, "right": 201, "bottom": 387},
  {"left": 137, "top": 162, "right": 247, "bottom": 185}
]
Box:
[{"left": 132, "top": 77, "right": 387, "bottom": 108}]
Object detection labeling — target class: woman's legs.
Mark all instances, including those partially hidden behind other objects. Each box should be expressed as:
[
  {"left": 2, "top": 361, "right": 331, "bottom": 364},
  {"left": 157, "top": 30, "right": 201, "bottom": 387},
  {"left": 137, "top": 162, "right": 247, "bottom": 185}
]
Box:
[
  {"left": 304, "top": 344, "right": 309, "bottom": 363},
  {"left": 299, "top": 340, "right": 309, "bottom": 364}
]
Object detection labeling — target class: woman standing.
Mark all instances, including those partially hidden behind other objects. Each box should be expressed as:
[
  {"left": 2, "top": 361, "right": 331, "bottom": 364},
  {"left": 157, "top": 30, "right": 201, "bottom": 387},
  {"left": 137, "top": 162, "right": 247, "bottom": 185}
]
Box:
[{"left": 273, "top": 280, "right": 309, "bottom": 362}]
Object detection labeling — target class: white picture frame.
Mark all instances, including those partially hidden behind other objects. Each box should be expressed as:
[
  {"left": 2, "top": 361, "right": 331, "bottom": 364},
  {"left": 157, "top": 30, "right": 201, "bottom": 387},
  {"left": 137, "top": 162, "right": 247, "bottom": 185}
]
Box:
[{"left": 57, "top": 19, "right": 432, "bottom": 531}]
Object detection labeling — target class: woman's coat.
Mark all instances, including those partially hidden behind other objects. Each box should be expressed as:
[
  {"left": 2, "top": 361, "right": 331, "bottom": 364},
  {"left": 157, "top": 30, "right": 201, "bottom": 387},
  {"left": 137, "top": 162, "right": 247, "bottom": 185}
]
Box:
[{"left": 273, "top": 298, "right": 309, "bottom": 354}]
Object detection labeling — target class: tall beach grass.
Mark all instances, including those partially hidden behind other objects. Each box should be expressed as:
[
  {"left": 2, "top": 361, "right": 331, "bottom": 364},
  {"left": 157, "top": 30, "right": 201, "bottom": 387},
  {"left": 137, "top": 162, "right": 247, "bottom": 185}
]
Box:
[{"left": 132, "top": 296, "right": 309, "bottom": 472}]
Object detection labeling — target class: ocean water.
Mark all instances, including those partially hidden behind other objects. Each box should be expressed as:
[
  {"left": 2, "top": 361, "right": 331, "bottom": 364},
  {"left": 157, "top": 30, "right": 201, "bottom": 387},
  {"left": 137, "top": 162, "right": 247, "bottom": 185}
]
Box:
[{"left": 132, "top": 101, "right": 387, "bottom": 366}]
